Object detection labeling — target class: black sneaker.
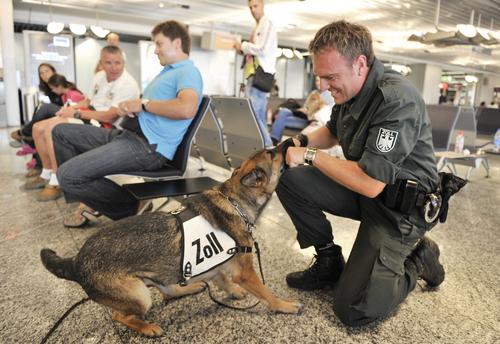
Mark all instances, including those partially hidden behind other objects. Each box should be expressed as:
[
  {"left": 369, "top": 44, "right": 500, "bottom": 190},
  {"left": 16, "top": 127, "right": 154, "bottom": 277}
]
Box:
[
  {"left": 410, "top": 237, "right": 445, "bottom": 287},
  {"left": 286, "top": 245, "right": 345, "bottom": 290}
]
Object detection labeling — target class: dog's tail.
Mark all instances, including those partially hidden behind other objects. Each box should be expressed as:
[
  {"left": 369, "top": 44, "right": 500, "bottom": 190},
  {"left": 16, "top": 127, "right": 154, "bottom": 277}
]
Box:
[{"left": 40, "top": 249, "right": 78, "bottom": 282}]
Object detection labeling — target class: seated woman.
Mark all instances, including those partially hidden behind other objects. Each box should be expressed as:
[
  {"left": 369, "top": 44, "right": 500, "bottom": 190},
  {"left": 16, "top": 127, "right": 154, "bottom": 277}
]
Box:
[
  {"left": 270, "top": 75, "right": 334, "bottom": 145},
  {"left": 10, "top": 63, "right": 63, "bottom": 143},
  {"left": 300, "top": 91, "right": 332, "bottom": 135},
  {"left": 47, "top": 74, "right": 85, "bottom": 106}
]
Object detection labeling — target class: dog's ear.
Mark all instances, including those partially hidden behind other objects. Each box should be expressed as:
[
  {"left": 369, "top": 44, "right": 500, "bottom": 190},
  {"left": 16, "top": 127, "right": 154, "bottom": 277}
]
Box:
[{"left": 241, "top": 168, "right": 267, "bottom": 187}]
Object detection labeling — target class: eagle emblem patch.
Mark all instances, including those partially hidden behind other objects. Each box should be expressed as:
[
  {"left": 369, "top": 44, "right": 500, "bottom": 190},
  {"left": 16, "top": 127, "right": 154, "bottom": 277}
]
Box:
[{"left": 376, "top": 128, "right": 398, "bottom": 153}]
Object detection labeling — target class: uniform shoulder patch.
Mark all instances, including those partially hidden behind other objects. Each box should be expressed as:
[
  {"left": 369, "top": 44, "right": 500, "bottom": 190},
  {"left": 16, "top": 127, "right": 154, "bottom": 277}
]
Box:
[{"left": 376, "top": 128, "right": 398, "bottom": 153}]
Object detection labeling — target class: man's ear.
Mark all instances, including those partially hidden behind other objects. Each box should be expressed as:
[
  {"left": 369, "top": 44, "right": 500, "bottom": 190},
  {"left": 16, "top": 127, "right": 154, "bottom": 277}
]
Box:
[
  {"left": 241, "top": 168, "right": 267, "bottom": 187},
  {"left": 173, "top": 37, "right": 182, "bottom": 50}
]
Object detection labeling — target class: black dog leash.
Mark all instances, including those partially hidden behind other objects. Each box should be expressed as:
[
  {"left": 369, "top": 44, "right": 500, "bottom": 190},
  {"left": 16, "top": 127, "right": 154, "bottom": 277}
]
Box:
[{"left": 40, "top": 297, "right": 91, "bottom": 344}]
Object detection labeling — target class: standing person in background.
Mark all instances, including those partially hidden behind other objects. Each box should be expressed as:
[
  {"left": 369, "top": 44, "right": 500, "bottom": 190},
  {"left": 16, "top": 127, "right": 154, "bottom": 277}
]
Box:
[
  {"left": 438, "top": 91, "right": 447, "bottom": 104},
  {"left": 233, "top": 0, "right": 277, "bottom": 147},
  {"left": 106, "top": 32, "right": 126, "bottom": 61},
  {"left": 95, "top": 32, "right": 124, "bottom": 73},
  {"left": 106, "top": 32, "right": 120, "bottom": 46}
]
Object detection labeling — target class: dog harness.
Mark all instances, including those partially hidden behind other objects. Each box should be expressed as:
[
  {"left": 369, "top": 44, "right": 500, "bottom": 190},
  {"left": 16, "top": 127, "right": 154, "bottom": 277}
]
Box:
[{"left": 171, "top": 206, "right": 252, "bottom": 286}]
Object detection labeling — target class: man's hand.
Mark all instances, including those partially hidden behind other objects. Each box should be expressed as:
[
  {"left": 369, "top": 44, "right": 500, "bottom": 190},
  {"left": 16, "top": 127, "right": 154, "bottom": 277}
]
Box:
[
  {"left": 278, "top": 137, "right": 302, "bottom": 168},
  {"left": 77, "top": 97, "right": 90, "bottom": 109},
  {"left": 285, "top": 147, "right": 307, "bottom": 168},
  {"left": 117, "top": 99, "right": 141, "bottom": 117},
  {"left": 56, "top": 106, "right": 76, "bottom": 118}
]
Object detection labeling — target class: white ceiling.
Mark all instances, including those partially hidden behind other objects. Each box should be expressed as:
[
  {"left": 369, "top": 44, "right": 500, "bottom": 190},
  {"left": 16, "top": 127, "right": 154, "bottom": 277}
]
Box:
[{"left": 13, "top": 0, "right": 500, "bottom": 75}]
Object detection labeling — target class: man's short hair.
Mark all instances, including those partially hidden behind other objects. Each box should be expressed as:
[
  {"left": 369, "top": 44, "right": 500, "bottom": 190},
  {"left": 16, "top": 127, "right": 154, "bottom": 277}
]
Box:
[
  {"left": 309, "top": 20, "right": 375, "bottom": 67},
  {"left": 151, "top": 20, "right": 191, "bottom": 55},
  {"left": 101, "top": 45, "right": 123, "bottom": 58},
  {"left": 106, "top": 32, "right": 119, "bottom": 40}
]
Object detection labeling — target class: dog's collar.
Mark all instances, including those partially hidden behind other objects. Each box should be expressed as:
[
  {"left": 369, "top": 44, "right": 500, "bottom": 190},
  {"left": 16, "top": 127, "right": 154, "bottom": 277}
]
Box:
[{"left": 217, "top": 190, "right": 256, "bottom": 234}]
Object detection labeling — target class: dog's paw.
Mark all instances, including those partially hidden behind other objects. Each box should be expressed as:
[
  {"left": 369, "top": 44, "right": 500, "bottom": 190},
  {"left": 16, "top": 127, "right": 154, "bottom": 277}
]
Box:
[
  {"left": 227, "top": 285, "right": 248, "bottom": 300},
  {"left": 140, "top": 323, "right": 164, "bottom": 337},
  {"left": 272, "top": 299, "right": 304, "bottom": 314},
  {"left": 190, "top": 281, "right": 207, "bottom": 294}
]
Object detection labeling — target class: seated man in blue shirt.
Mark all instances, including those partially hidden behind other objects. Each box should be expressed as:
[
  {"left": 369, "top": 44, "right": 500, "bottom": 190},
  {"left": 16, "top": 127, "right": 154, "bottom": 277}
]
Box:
[{"left": 53, "top": 20, "right": 203, "bottom": 227}]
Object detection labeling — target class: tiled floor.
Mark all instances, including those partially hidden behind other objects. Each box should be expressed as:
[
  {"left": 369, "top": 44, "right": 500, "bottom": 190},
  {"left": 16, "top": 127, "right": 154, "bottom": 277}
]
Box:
[{"left": 0, "top": 127, "right": 499, "bottom": 344}]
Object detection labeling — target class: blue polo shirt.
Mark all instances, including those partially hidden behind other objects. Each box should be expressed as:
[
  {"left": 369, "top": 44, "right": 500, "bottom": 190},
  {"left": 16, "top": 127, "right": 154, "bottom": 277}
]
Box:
[{"left": 138, "top": 59, "right": 203, "bottom": 159}]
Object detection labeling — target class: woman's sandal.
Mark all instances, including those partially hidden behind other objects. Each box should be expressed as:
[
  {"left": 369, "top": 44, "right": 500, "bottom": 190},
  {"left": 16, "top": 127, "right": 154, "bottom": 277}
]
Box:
[{"left": 63, "top": 207, "right": 101, "bottom": 228}]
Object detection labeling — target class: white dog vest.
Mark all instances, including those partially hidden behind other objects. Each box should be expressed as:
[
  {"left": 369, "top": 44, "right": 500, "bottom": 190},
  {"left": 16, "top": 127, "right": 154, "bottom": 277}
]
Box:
[{"left": 172, "top": 207, "right": 252, "bottom": 285}]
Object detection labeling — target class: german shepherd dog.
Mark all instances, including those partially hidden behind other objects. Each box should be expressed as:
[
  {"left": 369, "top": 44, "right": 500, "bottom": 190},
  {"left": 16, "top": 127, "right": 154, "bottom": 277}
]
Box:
[{"left": 41, "top": 146, "right": 303, "bottom": 336}]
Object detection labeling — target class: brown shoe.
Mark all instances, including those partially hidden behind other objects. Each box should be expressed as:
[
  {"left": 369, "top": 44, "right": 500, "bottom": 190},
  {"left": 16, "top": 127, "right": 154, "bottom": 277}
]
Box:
[
  {"left": 36, "top": 185, "right": 62, "bottom": 202},
  {"left": 25, "top": 169, "right": 42, "bottom": 178},
  {"left": 23, "top": 176, "right": 47, "bottom": 190},
  {"left": 63, "top": 204, "right": 101, "bottom": 228},
  {"left": 10, "top": 129, "right": 33, "bottom": 142},
  {"left": 10, "top": 129, "right": 22, "bottom": 142}
]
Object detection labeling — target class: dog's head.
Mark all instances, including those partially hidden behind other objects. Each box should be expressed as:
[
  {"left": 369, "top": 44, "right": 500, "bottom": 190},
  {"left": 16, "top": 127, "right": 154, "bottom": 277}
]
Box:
[{"left": 229, "top": 146, "right": 285, "bottom": 197}]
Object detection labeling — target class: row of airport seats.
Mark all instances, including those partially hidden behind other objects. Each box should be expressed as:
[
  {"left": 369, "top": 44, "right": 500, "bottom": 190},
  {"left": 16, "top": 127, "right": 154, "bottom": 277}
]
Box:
[
  {"left": 193, "top": 96, "right": 267, "bottom": 169},
  {"left": 121, "top": 95, "right": 267, "bottom": 208},
  {"left": 426, "top": 104, "right": 492, "bottom": 180}
]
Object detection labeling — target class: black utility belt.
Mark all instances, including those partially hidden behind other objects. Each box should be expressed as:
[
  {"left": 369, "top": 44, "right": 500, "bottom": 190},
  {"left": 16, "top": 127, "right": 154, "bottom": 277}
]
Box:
[{"left": 382, "top": 179, "right": 441, "bottom": 224}]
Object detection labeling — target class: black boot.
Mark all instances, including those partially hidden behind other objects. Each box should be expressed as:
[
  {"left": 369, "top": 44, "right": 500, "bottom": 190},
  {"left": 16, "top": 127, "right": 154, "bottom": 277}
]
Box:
[
  {"left": 409, "top": 236, "right": 445, "bottom": 287},
  {"left": 286, "top": 244, "right": 345, "bottom": 290}
]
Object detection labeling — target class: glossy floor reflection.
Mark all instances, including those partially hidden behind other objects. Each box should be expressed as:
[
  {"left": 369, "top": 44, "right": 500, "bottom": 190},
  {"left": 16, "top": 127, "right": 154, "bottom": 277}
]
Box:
[{"left": 0, "top": 127, "right": 499, "bottom": 344}]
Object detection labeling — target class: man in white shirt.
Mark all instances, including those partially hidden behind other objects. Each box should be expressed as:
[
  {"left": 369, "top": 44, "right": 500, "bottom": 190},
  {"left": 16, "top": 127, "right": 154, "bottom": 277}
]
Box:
[
  {"left": 234, "top": 0, "right": 278, "bottom": 146},
  {"left": 26, "top": 45, "right": 139, "bottom": 201}
]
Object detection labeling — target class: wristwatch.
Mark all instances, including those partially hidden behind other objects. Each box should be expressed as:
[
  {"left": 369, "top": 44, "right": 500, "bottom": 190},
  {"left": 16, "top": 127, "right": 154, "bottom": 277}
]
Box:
[
  {"left": 141, "top": 98, "right": 151, "bottom": 112},
  {"left": 303, "top": 147, "right": 317, "bottom": 165},
  {"left": 73, "top": 110, "right": 81, "bottom": 120}
]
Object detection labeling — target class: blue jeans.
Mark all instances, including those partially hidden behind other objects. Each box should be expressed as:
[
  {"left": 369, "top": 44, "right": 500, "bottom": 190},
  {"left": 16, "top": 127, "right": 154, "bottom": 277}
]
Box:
[
  {"left": 270, "top": 108, "right": 309, "bottom": 143},
  {"left": 53, "top": 123, "right": 167, "bottom": 220},
  {"left": 245, "top": 77, "right": 272, "bottom": 146}
]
